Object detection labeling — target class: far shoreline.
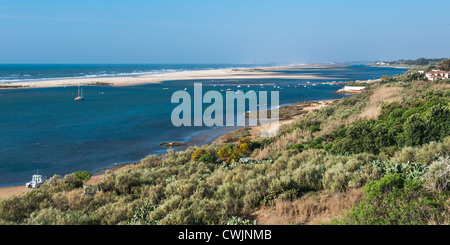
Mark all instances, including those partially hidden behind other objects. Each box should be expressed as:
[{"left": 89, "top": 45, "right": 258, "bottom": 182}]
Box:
[{"left": 0, "top": 64, "right": 341, "bottom": 90}]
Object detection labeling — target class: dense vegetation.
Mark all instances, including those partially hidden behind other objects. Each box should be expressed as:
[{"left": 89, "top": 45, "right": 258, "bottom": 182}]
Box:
[
  {"left": 332, "top": 169, "right": 449, "bottom": 225},
  {"left": 389, "top": 57, "right": 448, "bottom": 67},
  {"left": 0, "top": 72, "right": 449, "bottom": 225},
  {"left": 327, "top": 94, "right": 450, "bottom": 155}
]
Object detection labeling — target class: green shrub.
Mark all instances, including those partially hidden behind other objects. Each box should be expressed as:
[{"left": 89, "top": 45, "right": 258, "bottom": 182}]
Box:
[
  {"left": 198, "top": 154, "right": 215, "bottom": 164},
  {"left": 423, "top": 156, "right": 450, "bottom": 192},
  {"left": 191, "top": 148, "right": 210, "bottom": 161},
  {"left": 332, "top": 174, "right": 449, "bottom": 225},
  {"left": 307, "top": 124, "right": 320, "bottom": 133},
  {"left": 73, "top": 171, "right": 92, "bottom": 183},
  {"left": 306, "top": 137, "right": 325, "bottom": 149},
  {"left": 286, "top": 144, "right": 304, "bottom": 152}
]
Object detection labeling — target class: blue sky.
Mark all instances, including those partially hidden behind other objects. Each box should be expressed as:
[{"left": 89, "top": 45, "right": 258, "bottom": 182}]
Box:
[{"left": 0, "top": 0, "right": 449, "bottom": 64}]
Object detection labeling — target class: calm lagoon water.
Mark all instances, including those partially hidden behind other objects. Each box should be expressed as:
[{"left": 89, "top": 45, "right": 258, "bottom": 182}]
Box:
[{"left": 0, "top": 65, "right": 407, "bottom": 186}]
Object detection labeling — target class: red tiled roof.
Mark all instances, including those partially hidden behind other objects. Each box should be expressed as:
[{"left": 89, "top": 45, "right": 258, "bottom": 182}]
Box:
[{"left": 425, "top": 70, "right": 450, "bottom": 74}]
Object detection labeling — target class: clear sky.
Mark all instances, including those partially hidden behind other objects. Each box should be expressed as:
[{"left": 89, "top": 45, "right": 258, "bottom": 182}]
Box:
[{"left": 0, "top": 0, "right": 449, "bottom": 64}]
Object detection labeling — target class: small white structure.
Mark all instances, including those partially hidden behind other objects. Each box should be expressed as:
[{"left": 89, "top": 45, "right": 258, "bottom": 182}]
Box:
[
  {"left": 26, "top": 174, "right": 46, "bottom": 189},
  {"left": 338, "top": 86, "right": 366, "bottom": 93}
]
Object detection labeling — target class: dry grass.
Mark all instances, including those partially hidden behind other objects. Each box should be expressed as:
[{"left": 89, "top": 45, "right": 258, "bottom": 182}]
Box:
[
  {"left": 433, "top": 83, "right": 450, "bottom": 90},
  {"left": 358, "top": 86, "right": 403, "bottom": 120},
  {"left": 252, "top": 128, "right": 311, "bottom": 160},
  {"left": 251, "top": 188, "right": 363, "bottom": 225}
]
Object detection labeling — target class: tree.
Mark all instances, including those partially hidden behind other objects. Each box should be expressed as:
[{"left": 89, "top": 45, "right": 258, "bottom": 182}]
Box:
[
  {"left": 426, "top": 65, "right": 436, "bottom": 72},
  {"left": 401, "top": 114, "right": 427, "bottom": 146},
  {"left": 438, "top": 58, "right": 450, "bottom": 71}
]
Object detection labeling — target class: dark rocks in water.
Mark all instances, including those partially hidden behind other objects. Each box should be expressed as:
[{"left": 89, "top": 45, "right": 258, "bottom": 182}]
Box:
[{"left": 159, "top": 142, "right": 186, "bottom": 147}]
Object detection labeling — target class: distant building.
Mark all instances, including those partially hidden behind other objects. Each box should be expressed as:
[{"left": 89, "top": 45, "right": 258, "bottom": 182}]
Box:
[{"left": 425, "top": 70, "right": 450, "bottom": 81}]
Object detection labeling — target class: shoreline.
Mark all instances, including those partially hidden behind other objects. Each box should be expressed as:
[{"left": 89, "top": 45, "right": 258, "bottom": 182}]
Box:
[
  {"left": 0, "top": 64, "right": 340, "bottom": 90},
  {"left": 211, "top": 99, "right": 337, "bottom": 145}
]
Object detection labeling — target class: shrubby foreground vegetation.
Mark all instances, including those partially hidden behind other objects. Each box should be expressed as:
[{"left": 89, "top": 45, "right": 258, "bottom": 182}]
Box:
[{"left": 1, "top": 68, "right": 449, "bottom": 225}]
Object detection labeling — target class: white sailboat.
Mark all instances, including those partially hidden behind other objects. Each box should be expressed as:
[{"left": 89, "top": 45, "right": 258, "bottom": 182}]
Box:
[{"left": 74, "top": 85, "right": 85, "bottom": 101}]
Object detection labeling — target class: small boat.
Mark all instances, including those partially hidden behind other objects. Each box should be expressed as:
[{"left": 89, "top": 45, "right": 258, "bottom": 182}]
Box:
[
  {"left": 74, "top": 85, "right": 85, "bottom": 101},
  {"left": 26, "top": 171, "right": 46, "bottom": 189}
]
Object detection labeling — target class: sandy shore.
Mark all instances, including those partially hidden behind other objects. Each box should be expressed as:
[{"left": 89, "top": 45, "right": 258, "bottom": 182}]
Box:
[
  {"left": 0, "top": 185, "right": 29, "bottom": 199},
  {"left": 213, "top": 99, "right": 336, "bottom": 144},
  {"left": 0, "top": 163, "right": 134, "bottom": 200},
  {"left": 0, "top": 65, "right": 338, "bottom": 89}
]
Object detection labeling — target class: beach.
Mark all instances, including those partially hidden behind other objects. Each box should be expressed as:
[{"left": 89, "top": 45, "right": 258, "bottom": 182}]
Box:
[{"left": 0, "top": 65, "right": 337, "bottom": 89}]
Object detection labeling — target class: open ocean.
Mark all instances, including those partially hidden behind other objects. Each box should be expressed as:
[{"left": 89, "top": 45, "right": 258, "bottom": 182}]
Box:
[{"left": 0, "top": 64, "right": 408, "bottom": 187}]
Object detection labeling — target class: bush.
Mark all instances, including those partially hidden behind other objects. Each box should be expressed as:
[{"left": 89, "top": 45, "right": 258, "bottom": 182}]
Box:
[
  {"left": 307, "top": 124, "right": 320, "bottom": 133},
  {"left": 198, "top": 154, "right": 215, "bottom": 164},
  {"left": 329, "top": 96, "right": 450, "bottom": 155},
  {"left": 333, "top": 174, "right": 449, "bottom": 225},
  {"left": 323, "top": 163, "right": 351, "bottom": 192},
  {"left": 217, "top": 137, "right": 253, "bottom": 163},
  {"left": 73, "top": 171, "right": 92, "bottom": 183},
  {"left": 286, "top": 144, "right": 304, "bottom": 152},
  {"left": 306, "top": 137, "right": 325, "bottom": 149},
  {"left": 423, "top": 156, "right": 450, "bottom": 192},
  {"left": 191, "top": 148, "right": 210, "bottom": 161}
]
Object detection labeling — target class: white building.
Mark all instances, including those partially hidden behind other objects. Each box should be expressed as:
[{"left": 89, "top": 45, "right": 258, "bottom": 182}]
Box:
[{"left": 425, "top": 70, "right": 450, "bottom": 81}]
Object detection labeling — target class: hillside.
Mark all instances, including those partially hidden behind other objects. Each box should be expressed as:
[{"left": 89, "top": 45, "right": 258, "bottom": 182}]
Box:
[{"left": 1, "top": 72, "right": 449, "bottom": 225}]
